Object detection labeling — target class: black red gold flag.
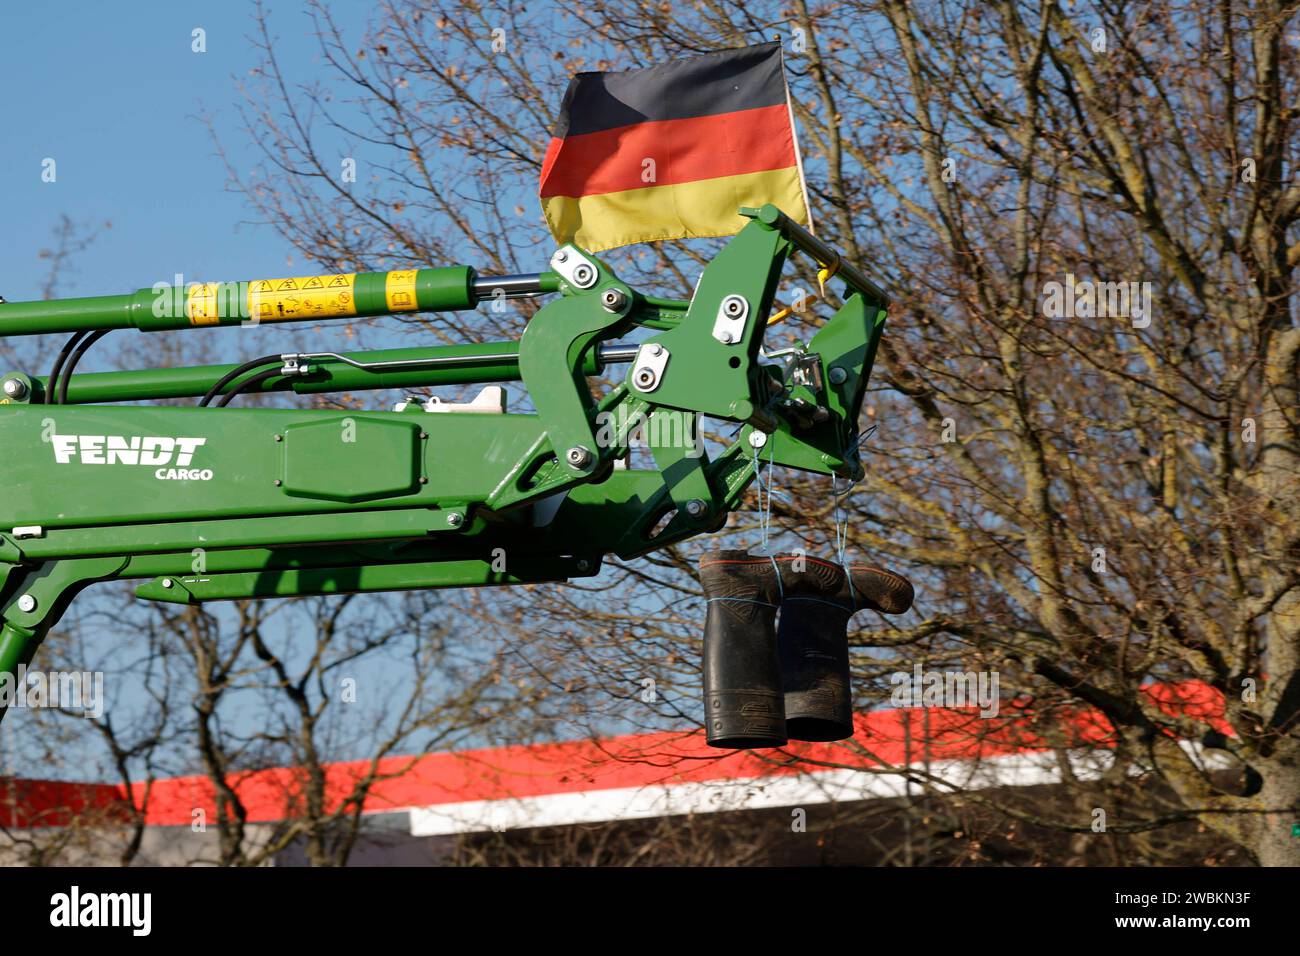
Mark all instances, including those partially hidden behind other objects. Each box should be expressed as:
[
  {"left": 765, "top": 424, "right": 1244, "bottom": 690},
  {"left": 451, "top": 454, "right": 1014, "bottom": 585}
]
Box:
[{"left": 539, "top": 42, "right": 812, "bottom": 251}]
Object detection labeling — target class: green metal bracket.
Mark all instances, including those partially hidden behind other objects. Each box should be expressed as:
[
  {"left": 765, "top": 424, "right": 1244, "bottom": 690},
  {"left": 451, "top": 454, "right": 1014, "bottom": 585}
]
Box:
[
  {"left": 0, "top": 556, "right": 129, "bottom": 719},
  {"left": 518, "top": 255, "right": 635, "bottom": 482},
  {"left": 632, "top": 220, "right": 791, "bottom": 428},
  {"left": 753, "top": 294, "right": 887, "bottom": 479}
]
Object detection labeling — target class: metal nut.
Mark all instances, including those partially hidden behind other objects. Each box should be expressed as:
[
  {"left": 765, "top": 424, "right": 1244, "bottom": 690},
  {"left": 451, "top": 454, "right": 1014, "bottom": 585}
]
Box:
[
  {"left": 685, "top": 499, "right": 707, "bottom": 517},
  {"left": 3, "top": 378, "right": 27, "bottom": 399},
  {"left": 633, "top": 367, "right": 657, "bottom": 389},
  {"left": 722, "top": 295, "right": 746, "bottom": 317},
  {"left": 447, "top": 512, "right": 464, "bottom": 527},
  {"left": 566, "top": 445, "right": 593, "bottom": 469},
  {"left": 600, "top": 288, "right": 628, "bottom": 312}
]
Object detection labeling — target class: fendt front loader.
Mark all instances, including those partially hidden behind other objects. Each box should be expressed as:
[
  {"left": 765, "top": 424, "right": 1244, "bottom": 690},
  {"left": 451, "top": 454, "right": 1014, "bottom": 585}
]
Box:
[{"left": 0, "top": 204, "right": 892, "bottom": 741}]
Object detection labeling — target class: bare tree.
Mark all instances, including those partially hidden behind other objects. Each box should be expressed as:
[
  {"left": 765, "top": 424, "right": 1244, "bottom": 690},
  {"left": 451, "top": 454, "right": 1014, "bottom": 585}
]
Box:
[{"left": 124, "top": 0, "right": 1300, "bottom": 865}]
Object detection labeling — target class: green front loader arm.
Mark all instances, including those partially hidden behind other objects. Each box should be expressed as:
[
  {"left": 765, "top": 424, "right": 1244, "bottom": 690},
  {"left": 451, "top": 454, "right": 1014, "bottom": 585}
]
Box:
[{"left": 0, "top": 204, "right": 889, "bottom": 721}]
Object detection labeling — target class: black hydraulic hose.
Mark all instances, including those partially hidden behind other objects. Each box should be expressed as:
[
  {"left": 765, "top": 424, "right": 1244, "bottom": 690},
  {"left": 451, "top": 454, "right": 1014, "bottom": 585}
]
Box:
[
  {"left": 56, "top": 328, "right": 112, "bottom": 405},
  {"left": 214, "top": 367, "right": 283, "bottom": 407},
  {"left": 198, "top": 354, "right": 283, "bottom": 407},
  {"left": 45, "top": 330, "right": 89, "bottom": 404}
]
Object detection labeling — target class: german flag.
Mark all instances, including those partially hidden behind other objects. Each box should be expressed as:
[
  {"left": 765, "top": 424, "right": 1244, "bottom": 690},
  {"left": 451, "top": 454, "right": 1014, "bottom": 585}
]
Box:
[{"left": 539, "top": 42, "right": 811, "bottom": 252}]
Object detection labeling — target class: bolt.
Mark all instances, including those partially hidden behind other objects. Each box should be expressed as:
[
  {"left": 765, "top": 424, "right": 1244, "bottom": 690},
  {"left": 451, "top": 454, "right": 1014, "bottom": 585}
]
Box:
[
  {"left": 3, "top": 378, "right": 27, "bottom": 400},
  {"left": 576, "top": 559, "right": 591, "bottom": 572},
  {"left": 447, "top": 512, "right": 464, "bottom": 527},
  {"left": 274, "top": 434, "right": 283, "bottom": 442},
  {"left": 601, "top": 288, "right": 628, "bottom": 312},
  {"left": 566, "top": 445, "right": 593, "bottom": 469},
  {"left": 161, "top": 578, "right": 174, "bottom": 589},
  {"left": 828, "top": 366, "right": 847, "bottom": 385},
  {"left": 633, "top": 367, "right": 657, "bottom": 389},
  {"left": 573, "top": 264, "right": 595, "bottom": 286},
  {"left": 718, "top": 330, "right": 736, "bottom": 345},
  {"left": 17, "top": 594, "right": 36, "bottom": 613},
  {"left": 273, "top": 479, "right": 282, "bottom": 486},
  {"left": 419, "top": 476, "right": 428, "bottom": 484},
  {"left": 723, "top": 295, "right": 746, "bottom": 317},
  {"left": 648, "top": 344, "right": 663, "bottom": 357},
  {"left": 748, "top": 430, "right": 768, "bottom": 449},
  {"left": 685, "top": 499, "right": 707, "bottom": 518},
  {"left": 555, "top": 249, "right": 569, "bottom": 263}
]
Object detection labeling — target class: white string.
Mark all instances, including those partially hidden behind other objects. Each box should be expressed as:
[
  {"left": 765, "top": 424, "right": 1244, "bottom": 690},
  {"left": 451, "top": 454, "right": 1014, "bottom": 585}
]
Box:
[
  {"left": 759, "top": 434, "right": 769, "bottom": 546},
  {"left": 834, "top": 486, "right": 848, "bottom": 567},
  {"left": 832, "top": 424, "right": 877, "bottom": 609},
  {"left": 752, "top": 436, "right": 779, "bottom": 552},
  {"left": 833, "top": 481, "right": 859, "bottom": 610}
]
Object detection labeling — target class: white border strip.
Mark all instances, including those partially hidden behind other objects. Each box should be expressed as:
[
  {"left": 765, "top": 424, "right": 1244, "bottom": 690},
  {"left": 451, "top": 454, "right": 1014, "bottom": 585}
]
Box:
[{"left": 407, "top": 747, "right": 1130, "bottom": 837}]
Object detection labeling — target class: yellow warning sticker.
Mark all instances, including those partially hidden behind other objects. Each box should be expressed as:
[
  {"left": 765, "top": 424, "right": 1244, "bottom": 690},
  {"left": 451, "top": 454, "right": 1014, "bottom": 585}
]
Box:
[
  {"left": 187, "top": 282, "right": 223, "bottom": 326},
  {"left": 247, "top": 274, "right": 357, "bottom": 323},
  {"left": 385, "top": 270, "right": 419, "bottom": 312}
]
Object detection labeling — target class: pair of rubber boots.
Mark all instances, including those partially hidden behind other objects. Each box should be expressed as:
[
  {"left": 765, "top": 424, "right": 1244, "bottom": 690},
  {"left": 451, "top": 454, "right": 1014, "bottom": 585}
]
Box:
[{"left": 700, "top": 550, "right": 914, "bottom": 748}]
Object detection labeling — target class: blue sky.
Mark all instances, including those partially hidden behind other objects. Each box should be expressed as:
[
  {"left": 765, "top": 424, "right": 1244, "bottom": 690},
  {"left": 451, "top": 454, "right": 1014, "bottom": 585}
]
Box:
[{"left": 0, "top": 0, "right": 372, "bottom": 300}]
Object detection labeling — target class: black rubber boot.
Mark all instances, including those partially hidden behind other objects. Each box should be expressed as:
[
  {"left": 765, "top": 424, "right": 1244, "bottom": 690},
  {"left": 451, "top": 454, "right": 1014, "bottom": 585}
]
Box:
[
  {"left": 698, "top": 551, "right": 846, "bottom": 749},
  {"left": 700, "top": 550, "right": 786, "bottom": 748},
  {"left": 778, "top": 564, "right": 915, "bottom": 742}
]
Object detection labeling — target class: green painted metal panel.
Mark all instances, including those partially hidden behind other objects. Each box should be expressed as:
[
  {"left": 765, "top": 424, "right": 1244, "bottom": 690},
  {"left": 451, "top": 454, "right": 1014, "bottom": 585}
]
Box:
[
  {"left": 0, "top": 403, "right": 545, "bottom": 528},
  {"left": 282, "top": 417, "right": 422, "bottom": 502},
  {"left": 135, "top": 554, "right": 598, "bottom": 604}
]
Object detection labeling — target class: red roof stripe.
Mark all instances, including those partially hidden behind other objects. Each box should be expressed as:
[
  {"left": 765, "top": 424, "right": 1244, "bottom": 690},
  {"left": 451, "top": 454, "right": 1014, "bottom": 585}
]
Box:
[{"left": 1, "top": 681, "right": 1230, "bottom": 829}]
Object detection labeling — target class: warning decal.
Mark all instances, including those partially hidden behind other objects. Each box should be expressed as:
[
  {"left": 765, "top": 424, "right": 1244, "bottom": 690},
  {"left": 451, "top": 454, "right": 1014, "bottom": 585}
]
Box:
[
  {"left": 385, "top": 270, "right": 419, "bottom": 312},
  {"left": 247, "top": 274, "right": 357, "bottom": 323},
  {"left": 187, "top": 282, "right": 223, "bottom": 326}
]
